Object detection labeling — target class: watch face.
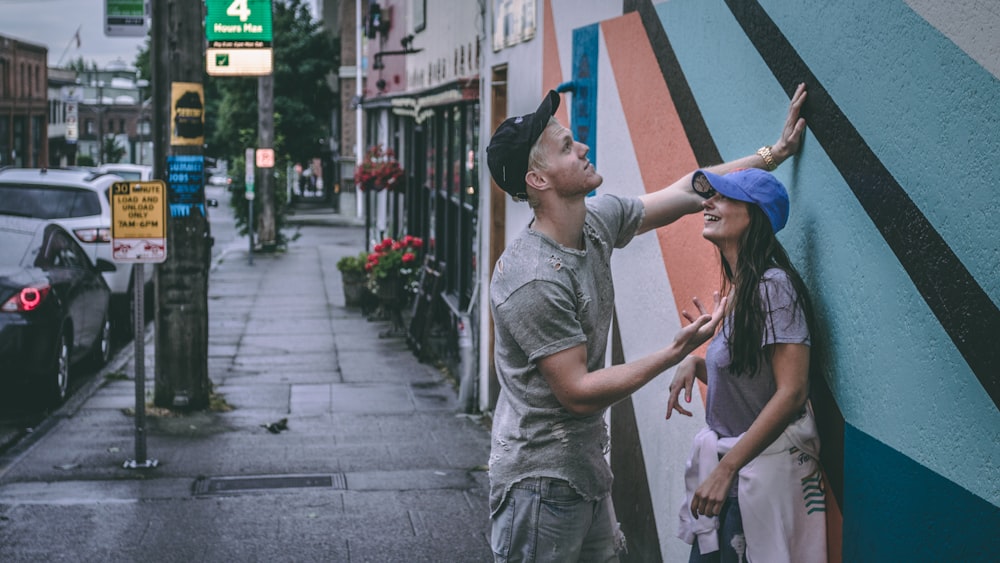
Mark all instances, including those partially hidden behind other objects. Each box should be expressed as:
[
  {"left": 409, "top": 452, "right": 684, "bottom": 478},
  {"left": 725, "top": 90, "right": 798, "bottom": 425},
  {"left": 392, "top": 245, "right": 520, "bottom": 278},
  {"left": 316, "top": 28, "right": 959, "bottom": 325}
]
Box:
[{"left": 693, "top": 173, "right": 717, "bottom": 199}]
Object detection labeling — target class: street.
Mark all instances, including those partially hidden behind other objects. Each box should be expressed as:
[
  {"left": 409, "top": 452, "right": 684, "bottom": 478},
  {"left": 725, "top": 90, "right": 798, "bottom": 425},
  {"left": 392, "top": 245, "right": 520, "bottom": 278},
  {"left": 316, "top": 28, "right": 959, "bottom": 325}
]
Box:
[
  {"left": 0, "top": 187, "right": 493, "bottom": 561},
  {"left": 0, "top": 184, "right": 239, "bottom": 454}
]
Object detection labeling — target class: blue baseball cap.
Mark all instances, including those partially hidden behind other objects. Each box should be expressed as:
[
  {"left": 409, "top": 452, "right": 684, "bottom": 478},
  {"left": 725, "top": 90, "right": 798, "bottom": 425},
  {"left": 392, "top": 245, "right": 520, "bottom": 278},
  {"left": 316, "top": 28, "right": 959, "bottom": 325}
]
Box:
[{"left": 692, "top": 168, "right": 790, "bottom": 233}]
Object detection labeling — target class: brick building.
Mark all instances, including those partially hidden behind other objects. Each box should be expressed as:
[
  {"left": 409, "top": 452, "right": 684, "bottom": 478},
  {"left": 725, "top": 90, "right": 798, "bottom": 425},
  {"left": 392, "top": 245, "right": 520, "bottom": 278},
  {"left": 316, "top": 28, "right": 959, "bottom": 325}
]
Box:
[{"left": 0, "top": 33, "right": 48, "bottom": 167}]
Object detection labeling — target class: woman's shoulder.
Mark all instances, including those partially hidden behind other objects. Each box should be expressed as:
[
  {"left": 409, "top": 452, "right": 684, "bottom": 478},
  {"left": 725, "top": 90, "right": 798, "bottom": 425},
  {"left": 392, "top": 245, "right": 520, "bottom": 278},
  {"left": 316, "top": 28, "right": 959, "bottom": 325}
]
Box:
[
  {"left": 761, "top": 267, "right": 792, "bottom": 284},
  {"left": 759, "top": 268, "right": 800, "bottom": 302}
]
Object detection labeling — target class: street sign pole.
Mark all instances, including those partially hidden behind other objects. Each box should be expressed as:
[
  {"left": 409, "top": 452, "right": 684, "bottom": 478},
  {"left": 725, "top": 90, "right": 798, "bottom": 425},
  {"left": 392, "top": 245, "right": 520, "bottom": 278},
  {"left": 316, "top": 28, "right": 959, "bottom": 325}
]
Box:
[
  {"left": 110, "top": 180, "right": 166, "bottom": 469},
  {"left": 245, "top": 147, "right": 255, "bottom": 265},
  {"left": 123, "top": 262, "right": 157, "bottom": 469}
]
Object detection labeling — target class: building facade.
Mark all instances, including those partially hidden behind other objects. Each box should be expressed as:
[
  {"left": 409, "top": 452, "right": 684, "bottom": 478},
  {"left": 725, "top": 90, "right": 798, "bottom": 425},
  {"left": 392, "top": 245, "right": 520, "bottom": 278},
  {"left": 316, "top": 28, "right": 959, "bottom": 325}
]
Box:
[
  {"left": 72, "top": 65, "right": 150, "bottom": 167},
  {"left": 0, "top": 34, "right": 47, "bottom": 167},
  {"left": 478, "top": 0, "right": 999, "bottom": 561},
  {"left": 356, "top": 0, "right": 483, "bottom": 386}
]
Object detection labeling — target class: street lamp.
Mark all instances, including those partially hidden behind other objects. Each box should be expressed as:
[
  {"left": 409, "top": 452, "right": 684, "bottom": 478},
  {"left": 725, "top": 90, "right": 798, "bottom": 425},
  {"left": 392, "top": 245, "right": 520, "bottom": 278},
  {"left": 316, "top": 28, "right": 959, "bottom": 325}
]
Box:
[{"left": 93, "top": 79, "right": 106, "bottom": 165}]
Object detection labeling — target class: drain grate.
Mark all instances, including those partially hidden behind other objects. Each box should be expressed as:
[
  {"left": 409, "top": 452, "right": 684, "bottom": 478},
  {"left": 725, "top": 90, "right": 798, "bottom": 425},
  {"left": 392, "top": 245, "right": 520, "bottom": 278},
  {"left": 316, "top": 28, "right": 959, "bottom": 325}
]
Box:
[{"left": 193, "top": 473, "right": 346, "bottom": 495}]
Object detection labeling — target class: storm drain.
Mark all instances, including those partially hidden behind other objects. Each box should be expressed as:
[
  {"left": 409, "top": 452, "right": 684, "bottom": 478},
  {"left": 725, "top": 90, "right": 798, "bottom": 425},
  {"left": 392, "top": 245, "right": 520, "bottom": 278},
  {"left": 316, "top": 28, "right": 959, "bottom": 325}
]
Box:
[{"left": 193, "top": 473, "right": 346, "bottom": 495}]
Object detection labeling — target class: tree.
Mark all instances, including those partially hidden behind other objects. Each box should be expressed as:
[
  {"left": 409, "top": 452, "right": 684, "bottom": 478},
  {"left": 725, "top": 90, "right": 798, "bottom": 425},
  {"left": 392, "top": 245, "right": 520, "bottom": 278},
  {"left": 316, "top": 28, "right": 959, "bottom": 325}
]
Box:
[
  {"left": 211, "top": 0, "right": 338, "bottom": 163},
  {"left": 103, "top": 135, "right": 126, "bottom": 163},
  {"left": 131, "top": 0, "right": 338, "bottom": 243},
  {"left": 211, "top": 0, "right": 339, "bottom": 243},
  {"left": 66, "top": 56, "right": 99, "bottom": 73}
]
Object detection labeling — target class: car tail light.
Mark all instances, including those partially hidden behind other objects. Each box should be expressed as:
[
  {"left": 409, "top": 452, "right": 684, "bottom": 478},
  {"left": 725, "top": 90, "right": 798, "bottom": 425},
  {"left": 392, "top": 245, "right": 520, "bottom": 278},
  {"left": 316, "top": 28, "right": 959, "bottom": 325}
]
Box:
[
  {"left": 74, "top": 228, "right": 112, "bottom": 243},
  {"left": 1, "top": 285, "right": 52, "bottom": 312}
]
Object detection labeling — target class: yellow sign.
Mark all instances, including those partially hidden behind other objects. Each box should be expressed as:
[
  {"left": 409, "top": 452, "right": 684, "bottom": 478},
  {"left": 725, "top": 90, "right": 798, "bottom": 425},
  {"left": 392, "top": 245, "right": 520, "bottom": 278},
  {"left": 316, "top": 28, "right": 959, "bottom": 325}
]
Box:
[
  {"left": 110, "top": 181, "right": 168, "bottom": 263},
  {"left": 170, "top": 82, "right": 205, "bottom": 146}
]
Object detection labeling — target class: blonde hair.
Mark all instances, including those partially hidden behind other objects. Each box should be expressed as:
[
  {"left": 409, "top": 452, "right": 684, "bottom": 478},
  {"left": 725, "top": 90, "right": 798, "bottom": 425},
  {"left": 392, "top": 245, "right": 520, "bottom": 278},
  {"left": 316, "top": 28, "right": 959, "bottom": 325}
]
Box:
[{"left": 526, "top": 117, "right": 560, "bottom": 174}]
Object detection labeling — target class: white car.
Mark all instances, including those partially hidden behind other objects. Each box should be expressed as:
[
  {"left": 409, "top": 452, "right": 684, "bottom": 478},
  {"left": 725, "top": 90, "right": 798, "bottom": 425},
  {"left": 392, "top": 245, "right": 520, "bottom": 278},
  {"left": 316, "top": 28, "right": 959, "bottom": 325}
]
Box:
[
  {"left": 97, "top": 163, "right": 153, "bottom": 182},
  {"left": 0, "top": 168, "right": 154, "bottom": 338}
]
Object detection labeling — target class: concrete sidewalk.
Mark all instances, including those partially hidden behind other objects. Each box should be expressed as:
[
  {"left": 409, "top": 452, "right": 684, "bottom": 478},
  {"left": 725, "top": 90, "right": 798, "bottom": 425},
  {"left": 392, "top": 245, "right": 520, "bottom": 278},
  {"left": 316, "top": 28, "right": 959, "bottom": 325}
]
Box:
[{"left": 0, "top": 221, "right": 493, "bottom": 562}]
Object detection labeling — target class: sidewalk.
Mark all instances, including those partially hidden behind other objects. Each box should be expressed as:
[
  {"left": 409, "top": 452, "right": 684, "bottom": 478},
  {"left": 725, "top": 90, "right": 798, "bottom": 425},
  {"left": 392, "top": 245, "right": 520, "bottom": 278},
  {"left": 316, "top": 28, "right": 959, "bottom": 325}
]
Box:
[{"left": 0, "top": 219, "right": 493, "bottom": 562}]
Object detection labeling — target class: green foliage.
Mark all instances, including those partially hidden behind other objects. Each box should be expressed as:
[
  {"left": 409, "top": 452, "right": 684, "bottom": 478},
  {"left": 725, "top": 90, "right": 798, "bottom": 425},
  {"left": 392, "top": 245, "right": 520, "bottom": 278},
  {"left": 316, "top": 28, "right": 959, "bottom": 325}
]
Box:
[
  {"left": 209, "top": 0, "right": 338, "bottom": 166},
  {"left": 103, "top": 136, "right": 126, "bottom": 163},
  {"left": 337, "top": 251, "right": 369, "bottom": 274},
  {"left": 133, "top": 36, "right": 151, "bottom": 82},
  {"left": 77, "top": 154, "right": 95, "bottom": 167},
  {"left": 127, "top": 1, "right": 335, "bottom": 246},
  {"left": 227, "top": 153, "right": 291, "bottom": 247},
  {"left": 66, "top": 57, "right": 98, "bottom": 73},
  {"left": 365, "top": 236, "right": 424, "bottom": 295}
]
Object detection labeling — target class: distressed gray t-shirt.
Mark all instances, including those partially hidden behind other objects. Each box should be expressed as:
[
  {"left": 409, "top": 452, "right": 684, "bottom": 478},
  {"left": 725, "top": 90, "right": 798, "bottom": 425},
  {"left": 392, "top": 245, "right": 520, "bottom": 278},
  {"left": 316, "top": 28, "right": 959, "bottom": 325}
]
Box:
[
  {"left": 488, "top": 194, "right": 644, "bottom": 516},
  {"left": 705, "top": 268, "right": 810, "bottom": 438}
]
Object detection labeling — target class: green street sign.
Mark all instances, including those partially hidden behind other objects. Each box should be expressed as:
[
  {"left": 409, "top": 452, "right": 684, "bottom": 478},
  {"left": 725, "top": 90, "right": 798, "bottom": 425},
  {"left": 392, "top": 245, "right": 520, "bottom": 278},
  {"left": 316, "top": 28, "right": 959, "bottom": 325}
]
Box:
[
  {"left": 205, "top": 0, "right": 273, "bottom": 44},
  {"left": 206, "top": 0, "right": 273, "bottom": 76}
]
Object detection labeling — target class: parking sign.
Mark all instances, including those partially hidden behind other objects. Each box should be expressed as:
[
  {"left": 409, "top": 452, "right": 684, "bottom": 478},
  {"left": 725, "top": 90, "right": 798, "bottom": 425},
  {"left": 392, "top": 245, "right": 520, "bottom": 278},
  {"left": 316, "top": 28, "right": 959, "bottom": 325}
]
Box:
[{"left": 110, "top": 181, "right": 168, "bottom": 263}]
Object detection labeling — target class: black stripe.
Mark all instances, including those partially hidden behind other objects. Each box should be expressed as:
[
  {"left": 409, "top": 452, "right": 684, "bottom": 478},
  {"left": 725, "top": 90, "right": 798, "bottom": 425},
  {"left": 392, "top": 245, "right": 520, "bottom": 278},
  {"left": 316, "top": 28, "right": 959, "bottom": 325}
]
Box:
[
  {"left": 609, "top": 313, "right": 663, "bottom": 562},
  {"left": 631, "top": 0, "right": 722, "bottom": 164},
  {"left": 724, "top": 0, "right": 1000, "bottom": 408}
]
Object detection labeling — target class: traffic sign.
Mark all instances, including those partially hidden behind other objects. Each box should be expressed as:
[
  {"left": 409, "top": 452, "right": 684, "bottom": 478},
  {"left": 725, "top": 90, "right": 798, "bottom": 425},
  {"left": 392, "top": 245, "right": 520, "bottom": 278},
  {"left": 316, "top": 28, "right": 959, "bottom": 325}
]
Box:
[
  {"left": 110, "top": 181, "right": 168, "bottom": 263},
  {"left": 105, "top": 0, "right": 147, "bottom": 37},
  {"left": 205, "top": 0, "right": 273, "bottom": 76},
  {"left": 255, "top": 148, "right": 275, "bottom": 168}
]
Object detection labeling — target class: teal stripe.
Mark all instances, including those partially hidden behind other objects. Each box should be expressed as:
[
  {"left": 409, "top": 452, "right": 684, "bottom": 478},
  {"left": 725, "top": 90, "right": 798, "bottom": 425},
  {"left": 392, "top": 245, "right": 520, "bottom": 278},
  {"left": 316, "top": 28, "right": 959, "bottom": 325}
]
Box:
[
  {"left": 654, "top": 0, "right": 1000, "bottom": 506},
  {"left": 760, "top": 0, "right": 1000, "bottom": 302},
  {"left": 844, "top": 424, "right": 1000, "bottom": 560}
]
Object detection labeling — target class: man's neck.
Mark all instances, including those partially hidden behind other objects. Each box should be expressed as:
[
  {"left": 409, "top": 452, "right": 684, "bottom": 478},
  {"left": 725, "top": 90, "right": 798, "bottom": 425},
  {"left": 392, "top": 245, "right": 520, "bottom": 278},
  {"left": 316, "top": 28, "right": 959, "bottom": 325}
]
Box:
[{"left": 531, "top": 195, "right": 587, "bottom": 250}]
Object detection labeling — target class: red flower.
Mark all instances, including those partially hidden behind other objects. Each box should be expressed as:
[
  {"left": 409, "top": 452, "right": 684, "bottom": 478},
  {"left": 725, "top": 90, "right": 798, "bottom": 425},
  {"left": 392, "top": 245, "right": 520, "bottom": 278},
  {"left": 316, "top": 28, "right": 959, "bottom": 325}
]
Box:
[{"left": 402, "top": 252, "right": 416, "bottom": 264}]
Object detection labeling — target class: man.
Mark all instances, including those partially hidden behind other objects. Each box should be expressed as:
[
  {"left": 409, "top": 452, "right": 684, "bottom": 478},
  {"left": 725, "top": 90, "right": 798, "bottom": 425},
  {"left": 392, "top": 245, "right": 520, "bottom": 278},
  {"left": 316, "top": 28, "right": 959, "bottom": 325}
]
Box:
[{"left": 484, "top": 83, "right": 807, "bottom": 562}]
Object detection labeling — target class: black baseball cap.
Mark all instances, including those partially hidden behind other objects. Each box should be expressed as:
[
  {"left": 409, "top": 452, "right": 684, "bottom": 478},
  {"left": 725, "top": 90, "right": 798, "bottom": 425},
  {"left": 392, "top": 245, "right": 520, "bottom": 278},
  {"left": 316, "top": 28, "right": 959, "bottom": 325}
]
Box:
[{"left": 486, "top": 90, "right": 561, "bottom": 200}]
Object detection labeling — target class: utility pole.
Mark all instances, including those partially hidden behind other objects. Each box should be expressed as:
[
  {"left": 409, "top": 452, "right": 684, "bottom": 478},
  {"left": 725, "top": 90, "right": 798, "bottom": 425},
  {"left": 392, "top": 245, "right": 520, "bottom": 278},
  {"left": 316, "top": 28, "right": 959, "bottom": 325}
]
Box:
[
  {"left": 152, "top": 0, "right": 212, "bottom": 409},
  {"left": 257, "top": 74, "right": 276, "bottom": 248}
]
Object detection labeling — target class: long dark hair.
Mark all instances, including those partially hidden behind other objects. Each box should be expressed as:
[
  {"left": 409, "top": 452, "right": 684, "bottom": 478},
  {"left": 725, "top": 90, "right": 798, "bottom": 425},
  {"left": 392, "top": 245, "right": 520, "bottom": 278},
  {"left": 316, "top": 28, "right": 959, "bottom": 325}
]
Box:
[{"left": 719, "top": 205, "right": 814, "bottom": 377}]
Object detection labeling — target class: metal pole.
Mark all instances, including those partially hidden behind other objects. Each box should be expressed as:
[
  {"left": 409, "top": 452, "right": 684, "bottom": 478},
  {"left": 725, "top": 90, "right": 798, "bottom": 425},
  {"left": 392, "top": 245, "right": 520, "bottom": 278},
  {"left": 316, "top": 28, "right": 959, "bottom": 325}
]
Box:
[
  {"left": 356, "top": 0, "right": 364, "bottom": 218},
  {"left": 97, "top": 81, "right": 104, "bottom": 165},
  {"left": 124, "top": 263, "right": 157, "bottom": 469}
]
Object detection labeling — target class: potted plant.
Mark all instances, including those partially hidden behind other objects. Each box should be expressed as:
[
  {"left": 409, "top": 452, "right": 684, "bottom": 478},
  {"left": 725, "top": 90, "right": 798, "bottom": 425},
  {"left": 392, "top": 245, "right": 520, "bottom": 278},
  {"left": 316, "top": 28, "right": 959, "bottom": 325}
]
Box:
[
  {"left": 354, "top": 144, "right": 405, "bottom": 192},
  {"left": 365, "top": 235, "right": 423, "bottom": 334},
  {"left": 336, "top": 251, "right": 370, "bottom": 307}
]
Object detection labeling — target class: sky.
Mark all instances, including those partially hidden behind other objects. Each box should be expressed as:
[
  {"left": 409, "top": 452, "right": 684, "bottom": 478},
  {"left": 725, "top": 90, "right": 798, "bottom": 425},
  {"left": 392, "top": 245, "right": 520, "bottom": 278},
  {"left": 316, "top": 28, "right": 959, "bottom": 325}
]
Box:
[{"left": 0, "top": 0, "right": 321, "bottom": 70}]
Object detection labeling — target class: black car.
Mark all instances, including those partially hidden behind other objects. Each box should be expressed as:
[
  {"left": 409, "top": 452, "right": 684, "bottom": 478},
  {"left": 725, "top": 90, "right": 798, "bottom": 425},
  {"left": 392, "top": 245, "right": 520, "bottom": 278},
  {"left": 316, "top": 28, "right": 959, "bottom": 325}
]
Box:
[{"left": 0, "top": 217, "right": 114, "bottom": 406}]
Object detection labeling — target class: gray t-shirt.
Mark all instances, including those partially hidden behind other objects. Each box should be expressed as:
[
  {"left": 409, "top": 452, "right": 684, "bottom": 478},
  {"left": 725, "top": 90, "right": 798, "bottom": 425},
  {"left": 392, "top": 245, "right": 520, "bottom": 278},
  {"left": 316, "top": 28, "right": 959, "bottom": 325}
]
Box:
[
  {"left": 488, "top": 194, "right": 644, "bottom": 516},
  {"left": 705, "top": 268, "right": 810, "bottom": 438}
]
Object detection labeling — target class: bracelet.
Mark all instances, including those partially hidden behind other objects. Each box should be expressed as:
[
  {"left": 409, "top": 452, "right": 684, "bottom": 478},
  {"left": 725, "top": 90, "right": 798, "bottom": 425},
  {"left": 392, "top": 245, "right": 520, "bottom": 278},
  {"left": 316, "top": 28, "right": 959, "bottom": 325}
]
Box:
[{"left": 756, "top": 145, "right": 778, "bottom": 171}]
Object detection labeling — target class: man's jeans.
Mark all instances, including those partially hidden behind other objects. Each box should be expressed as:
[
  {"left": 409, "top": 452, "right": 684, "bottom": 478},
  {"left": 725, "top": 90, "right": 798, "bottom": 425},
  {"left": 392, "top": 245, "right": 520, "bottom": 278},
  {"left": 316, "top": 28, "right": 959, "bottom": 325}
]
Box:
[{"left": 491, "top": 477, "right": 624, "bottom": 563}]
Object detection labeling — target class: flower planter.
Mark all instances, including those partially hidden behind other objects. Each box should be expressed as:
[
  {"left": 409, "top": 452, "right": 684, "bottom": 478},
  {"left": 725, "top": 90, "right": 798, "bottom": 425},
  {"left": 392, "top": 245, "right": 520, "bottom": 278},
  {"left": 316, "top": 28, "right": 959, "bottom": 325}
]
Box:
[{"left": 341, "top": 270, "right": 367, "bottom": 307}]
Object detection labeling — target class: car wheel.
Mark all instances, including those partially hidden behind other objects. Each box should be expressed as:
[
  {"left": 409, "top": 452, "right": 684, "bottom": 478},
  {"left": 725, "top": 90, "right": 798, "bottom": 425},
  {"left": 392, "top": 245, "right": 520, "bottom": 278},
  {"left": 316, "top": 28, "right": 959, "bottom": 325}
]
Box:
[
  {"left": 40, "top": 330, "right": 71, "bottom": 407},
  {"left": 86, "top": 314, "right": 113, "bottom": 368}
]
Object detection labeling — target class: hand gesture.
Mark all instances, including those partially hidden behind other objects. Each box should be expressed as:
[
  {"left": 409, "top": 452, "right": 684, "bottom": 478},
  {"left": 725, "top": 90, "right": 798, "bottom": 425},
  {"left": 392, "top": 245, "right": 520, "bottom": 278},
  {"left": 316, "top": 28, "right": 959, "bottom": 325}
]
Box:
[
  {"left": 666, "top": 358, "right": 698, "bottom": 419},
  {"left": 672, "top": 292, "right": 727, "bottom": 356},
  {"left": 690, "top": 465, "right": 736, "bottom": 519},
  {"left": 771, "top": 83, "right": 808, "bottom": 162}
]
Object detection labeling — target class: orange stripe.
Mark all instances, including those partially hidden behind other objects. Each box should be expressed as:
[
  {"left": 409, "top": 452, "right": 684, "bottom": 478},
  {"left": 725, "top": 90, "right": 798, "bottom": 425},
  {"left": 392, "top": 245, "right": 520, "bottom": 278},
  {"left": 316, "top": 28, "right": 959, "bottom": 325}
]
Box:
[
  {"left": 602, "top": 13, "right": 719, "bottom": 337},
  {"left": 542, "top": 0, "right": 569, "bottom": 124}
]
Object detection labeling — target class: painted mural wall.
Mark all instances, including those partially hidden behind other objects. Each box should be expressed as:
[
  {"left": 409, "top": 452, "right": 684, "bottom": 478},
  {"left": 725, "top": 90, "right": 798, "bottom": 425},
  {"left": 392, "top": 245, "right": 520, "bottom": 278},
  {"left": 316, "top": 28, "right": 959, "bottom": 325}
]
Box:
[{"left": 481, "top": 0, "right": 1000, "bottom": 561}]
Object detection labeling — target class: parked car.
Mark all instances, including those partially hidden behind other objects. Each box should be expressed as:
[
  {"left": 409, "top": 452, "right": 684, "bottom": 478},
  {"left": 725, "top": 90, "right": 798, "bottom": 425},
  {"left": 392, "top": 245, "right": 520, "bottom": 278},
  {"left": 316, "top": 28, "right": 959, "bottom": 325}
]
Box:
[
  {"left": 97, "top": 163, "right": 153, "bottom": 181},
  {"left": 207, "top": 172, "right": 233, "bottom": 189},
  {"left": 0, "top": 168, "right": 153, "bottom": 339},
  {"left": 0, "top": 217, "right": 113, "bottom": 405}
]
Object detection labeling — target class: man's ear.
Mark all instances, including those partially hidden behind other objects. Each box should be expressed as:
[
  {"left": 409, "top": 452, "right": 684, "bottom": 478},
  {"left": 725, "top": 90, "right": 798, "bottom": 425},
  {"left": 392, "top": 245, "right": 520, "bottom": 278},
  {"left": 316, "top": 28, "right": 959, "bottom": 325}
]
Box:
[{"left": 526, "top": 169, "right": 548, "bottom": 191}]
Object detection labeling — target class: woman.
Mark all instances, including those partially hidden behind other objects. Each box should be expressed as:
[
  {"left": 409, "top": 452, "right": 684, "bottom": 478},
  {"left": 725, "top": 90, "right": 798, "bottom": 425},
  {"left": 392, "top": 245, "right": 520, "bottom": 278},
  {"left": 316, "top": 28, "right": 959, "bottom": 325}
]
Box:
[{"left": 666, "top": 168, "right": 826, "bottom": 563}]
